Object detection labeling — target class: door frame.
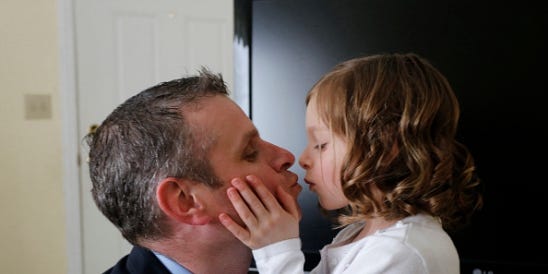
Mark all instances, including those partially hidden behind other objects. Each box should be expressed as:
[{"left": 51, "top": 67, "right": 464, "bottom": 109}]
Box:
[
  {"left": 57, "top": 0, "right": 82, "bottom": 273},
  {"left": 57, "top": 1, "right": 244, "bottom": 273}
]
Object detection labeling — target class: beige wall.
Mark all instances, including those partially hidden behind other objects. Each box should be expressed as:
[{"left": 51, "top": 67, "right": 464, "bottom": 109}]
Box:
[{"left": 0, "top": 0, "right": 67, "bottom": 273}]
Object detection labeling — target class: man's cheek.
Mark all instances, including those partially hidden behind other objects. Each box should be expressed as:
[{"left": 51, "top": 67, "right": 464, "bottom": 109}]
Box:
[{"left": 260, "top": 179, "right": 278, "bottom": 195}]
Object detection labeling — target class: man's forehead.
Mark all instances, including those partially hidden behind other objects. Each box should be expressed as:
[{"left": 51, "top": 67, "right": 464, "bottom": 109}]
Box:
[
  {"left": 241, "top": 128, "right": 260, "bottom": 143},
  {"left": 186, "top": 96, "right": 257, "bottom": 144}
]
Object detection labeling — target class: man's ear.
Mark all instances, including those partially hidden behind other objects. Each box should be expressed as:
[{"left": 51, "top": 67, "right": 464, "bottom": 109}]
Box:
[{"left": 156, "top": 177, "right": 212, "bottom": 225}]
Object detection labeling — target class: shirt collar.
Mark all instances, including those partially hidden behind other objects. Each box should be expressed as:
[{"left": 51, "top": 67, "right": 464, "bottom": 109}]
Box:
[{"left": 153, "top": 251, "right": 193, "bottom": 274}]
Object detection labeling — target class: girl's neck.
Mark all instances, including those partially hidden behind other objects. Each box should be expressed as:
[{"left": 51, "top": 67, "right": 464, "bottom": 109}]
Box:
[{"left": 351, "top": 217, "right": 400, "bottom": 243}]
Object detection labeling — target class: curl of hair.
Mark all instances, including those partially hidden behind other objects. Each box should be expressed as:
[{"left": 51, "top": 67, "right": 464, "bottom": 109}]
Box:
[{"left": 308, "top": 53, "right": 483, "bottom": 231}]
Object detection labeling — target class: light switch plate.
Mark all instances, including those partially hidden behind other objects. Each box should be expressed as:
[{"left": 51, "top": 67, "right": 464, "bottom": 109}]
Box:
[{"left": 24, "top": 94, "right": 52, "bottom": 120}]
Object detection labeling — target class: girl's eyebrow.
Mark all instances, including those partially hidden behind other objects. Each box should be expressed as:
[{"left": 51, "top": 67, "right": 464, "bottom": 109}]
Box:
[{"left": 307, "top": 125, "right": 329, "bottom": 134}]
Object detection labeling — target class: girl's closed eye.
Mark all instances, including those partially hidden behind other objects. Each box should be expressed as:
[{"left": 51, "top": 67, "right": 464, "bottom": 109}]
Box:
[{"left": 314, "top": 143, "right": 328, "bottom": 151}]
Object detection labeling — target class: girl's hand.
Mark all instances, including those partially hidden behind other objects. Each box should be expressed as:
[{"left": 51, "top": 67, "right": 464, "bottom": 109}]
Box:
[{"left": 219, "top": 175, "right": 300, "bottom": 249}]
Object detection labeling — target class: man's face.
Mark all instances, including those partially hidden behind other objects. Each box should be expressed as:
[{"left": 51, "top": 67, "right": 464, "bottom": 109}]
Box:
[{"left": 188, "top": 95, "right": 302, "bottom": 225}]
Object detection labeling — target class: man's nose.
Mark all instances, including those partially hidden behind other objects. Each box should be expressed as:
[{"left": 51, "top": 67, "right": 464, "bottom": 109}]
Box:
[{"left": 268, "top": 142, "right": 295, "bottom": 172}]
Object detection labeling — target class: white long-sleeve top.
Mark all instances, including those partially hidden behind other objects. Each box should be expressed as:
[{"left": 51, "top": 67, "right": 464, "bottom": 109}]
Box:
[{"left": 252, "top": 214, "right": 459, "bottom": 274}]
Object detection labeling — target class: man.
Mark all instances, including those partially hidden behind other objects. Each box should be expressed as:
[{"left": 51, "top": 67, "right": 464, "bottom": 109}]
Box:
[{"left": 85, "top": 69, "right": 303, "bottom": 274}]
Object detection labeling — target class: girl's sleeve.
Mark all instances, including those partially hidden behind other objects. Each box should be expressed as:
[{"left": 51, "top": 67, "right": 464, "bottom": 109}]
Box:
[{"left": 252, "top": 238, "right": 305, "bottom": 274}]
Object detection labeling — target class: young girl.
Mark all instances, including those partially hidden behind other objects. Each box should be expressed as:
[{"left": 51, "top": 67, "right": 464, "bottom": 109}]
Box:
[{"left": 219, "top": 53, "right": 483, "bottom": 274}]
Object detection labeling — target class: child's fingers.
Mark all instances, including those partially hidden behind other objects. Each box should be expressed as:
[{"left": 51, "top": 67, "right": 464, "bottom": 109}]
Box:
[
  {"left": 276, "top": 185, "right": 301, "bottom": 220},
  {"left": 224, "top": 174, "right": 301, "bottom": 249},
  {"left": 226, "top": 186, "right": 259, "bottom": 228},
  {"left": 218, "top": 213, "right": 251, "bottom": 243},
  {"left": 231, "top": 177, "right": 269, "bottom": 218},
  {"left": 245, "top": 175, "right": 283, "bottom": 212}
]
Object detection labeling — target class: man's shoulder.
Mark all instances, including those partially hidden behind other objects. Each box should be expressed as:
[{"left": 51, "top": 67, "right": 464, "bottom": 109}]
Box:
[
  {"left": 101, "top": 255, "right": 129, "bottom": 274},
  {"left": 102, "top": 246, "right": 171, "bottom": 274}
]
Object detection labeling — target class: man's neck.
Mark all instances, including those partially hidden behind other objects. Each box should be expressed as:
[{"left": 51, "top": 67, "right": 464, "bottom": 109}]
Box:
[{"left": 145, "top": 236, "right": 252, "bottom": 274}]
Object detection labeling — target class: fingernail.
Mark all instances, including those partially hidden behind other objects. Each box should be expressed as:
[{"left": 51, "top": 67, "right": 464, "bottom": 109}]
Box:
[
  {"left": 227, "top": 187, "right": 237, "bottom": 198},
  {"left": 231, "top": 178, "right": 241, "bottom": 186}
]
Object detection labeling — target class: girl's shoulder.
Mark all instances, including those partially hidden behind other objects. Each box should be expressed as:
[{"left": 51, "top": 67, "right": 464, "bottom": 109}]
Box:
[{"left": 331, "top": 222, "right": 365, "bottom": 244}]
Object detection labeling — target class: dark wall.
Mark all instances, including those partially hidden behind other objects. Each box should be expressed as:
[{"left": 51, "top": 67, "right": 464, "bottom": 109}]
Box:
[{"left": 236, "top": 0, "right": 548, "bottom": 272}]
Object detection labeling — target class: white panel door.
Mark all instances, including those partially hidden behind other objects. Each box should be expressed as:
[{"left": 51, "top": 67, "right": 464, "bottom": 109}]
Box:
[{"left": 74, "top": 1, "right": 233, "bottom": 273}]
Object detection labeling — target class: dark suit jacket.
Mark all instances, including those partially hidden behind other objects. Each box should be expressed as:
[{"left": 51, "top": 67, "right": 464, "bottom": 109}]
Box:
[{"left": 103, "top": 245, "right": 172, "bottom": 274}]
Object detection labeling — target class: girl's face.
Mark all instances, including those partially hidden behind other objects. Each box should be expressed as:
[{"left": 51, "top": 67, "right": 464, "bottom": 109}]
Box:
[{"left": 298, "top": 95, "right": 349, "bottom": 210}]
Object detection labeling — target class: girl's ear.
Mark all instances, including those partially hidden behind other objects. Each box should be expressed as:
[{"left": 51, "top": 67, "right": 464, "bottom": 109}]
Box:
[{"left": 156, "top": 177, "right": 212, "bottom": 225}]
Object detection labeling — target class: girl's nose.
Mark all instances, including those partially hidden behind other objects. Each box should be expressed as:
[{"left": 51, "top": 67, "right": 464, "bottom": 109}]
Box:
[{"left": 298, "top": 149, "right": 310, "bottom": 170}]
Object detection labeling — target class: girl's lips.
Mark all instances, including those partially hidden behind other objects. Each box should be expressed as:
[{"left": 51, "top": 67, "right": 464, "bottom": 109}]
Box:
[{"left": 303, "top": 178, "right": 317, "bottom": 191}]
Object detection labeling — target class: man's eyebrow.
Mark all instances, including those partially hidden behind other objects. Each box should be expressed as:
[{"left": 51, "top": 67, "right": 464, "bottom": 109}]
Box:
[
  {"left": 238, "top": 128, "right": 259, "bottom": 149},
  {"left": 245, "top": 128, "right": 259, "bottom": 141}
]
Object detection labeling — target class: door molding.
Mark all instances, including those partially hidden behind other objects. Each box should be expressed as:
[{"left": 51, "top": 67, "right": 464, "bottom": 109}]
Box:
[
  {"left": 57, "top": 0, "right": 82, "bottom": 273},
  {"left": 57, "top": 2, "right": 239, "bottom": 273}
]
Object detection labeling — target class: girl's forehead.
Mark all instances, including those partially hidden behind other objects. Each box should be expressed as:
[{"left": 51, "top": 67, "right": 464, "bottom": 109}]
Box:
[
  {"left": 306, "top": 98, "right": 330, "bottom": 129},
  {"left": 306, "top": 116, "right": 330, "bottom": 139}
]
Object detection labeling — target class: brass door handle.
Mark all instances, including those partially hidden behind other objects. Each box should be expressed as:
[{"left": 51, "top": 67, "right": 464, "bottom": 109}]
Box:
[{"left": 88, "top": 124, "right": 99, "bottom": 135}]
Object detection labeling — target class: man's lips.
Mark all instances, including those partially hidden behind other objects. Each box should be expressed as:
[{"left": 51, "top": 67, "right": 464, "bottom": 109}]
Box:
[
  {"left": 291, "top": 178, "right": 303, "bottom": 192},
  {"left": 291, "top": 183, "right": 303, "bottom": 196},
  {"left": 287, "top": 173, "right": 302, "bottom": 194}
]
